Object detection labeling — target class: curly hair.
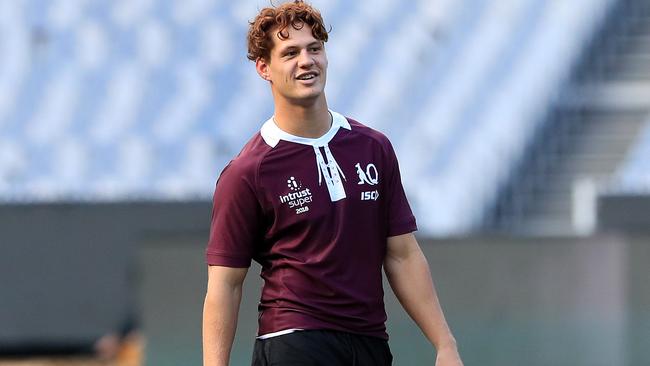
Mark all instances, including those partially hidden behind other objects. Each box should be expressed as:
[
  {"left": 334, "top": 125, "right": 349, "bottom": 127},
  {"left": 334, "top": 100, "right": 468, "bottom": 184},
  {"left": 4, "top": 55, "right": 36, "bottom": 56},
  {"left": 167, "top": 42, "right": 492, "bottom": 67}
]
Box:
[{"left": 247, "top": 1, "right": 330, "bottom": 62}]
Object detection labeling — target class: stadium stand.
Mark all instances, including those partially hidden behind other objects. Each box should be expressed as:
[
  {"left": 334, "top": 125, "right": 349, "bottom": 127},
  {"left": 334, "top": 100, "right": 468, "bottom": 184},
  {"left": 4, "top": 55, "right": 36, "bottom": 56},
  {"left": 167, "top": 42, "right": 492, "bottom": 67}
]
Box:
[
  {"left": 0, "top": 0, "right": 628, "bottom": 236},
  {"left": 614, "top": 115, "right": 650, "bottom": 193},
  {"left": 491, "top": 0, "right": 650, "bottom": 234}
]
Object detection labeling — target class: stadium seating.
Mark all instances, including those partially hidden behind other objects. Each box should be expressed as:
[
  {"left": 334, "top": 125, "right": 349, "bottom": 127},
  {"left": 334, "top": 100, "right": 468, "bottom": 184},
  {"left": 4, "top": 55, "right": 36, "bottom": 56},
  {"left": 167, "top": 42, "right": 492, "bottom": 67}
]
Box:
[
  {"left": 0, "top": 0, "right": 619, "bottom": 234},
  {"left": 613, "top": 116, "right": 650, "bottom": 193}
]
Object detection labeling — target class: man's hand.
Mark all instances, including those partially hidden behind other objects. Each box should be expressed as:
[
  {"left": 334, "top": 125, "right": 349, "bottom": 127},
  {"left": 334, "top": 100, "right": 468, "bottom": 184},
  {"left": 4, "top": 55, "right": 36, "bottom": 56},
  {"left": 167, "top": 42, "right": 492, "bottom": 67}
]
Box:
[
  {"left": 384, "top": 233, "right": 463, "bottom": 366},
  {"left": 436, "top": 344, "right": 463, "bottom": 366}
]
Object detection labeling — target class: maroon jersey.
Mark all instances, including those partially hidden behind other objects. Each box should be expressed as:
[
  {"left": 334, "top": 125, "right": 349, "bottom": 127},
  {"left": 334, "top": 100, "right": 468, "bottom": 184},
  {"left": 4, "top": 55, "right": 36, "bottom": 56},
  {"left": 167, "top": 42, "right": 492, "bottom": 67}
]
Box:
[{"left": 206, "top": 111, "right": 417, "bottom": 340}]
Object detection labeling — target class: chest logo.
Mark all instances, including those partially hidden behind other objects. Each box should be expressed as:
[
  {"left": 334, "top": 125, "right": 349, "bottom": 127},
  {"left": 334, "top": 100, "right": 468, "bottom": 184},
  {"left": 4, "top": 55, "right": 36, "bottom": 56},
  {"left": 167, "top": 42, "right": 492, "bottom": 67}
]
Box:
[
  {"left": 355, "top": 163, "right": 380, "bottom": 201},
  {"left": 355, "top": 163, "right": 379, "bottom": 185},
  {"left": 279, "top": 176, "right": 313, "bottom": 214}
]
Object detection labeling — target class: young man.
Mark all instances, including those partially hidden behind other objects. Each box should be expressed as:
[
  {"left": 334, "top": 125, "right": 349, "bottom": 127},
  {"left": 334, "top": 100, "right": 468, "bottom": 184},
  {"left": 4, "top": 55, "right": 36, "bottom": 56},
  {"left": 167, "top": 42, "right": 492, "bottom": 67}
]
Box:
[{"left": 202, "top": 1, "right": 463, "bottom": 365}]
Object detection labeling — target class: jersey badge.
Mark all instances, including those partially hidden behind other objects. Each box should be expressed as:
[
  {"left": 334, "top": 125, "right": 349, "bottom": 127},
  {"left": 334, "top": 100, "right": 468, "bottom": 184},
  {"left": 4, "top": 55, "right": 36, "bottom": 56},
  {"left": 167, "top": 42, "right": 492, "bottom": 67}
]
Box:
[
  {"left": 355, "top": 163, "right": 379, "bottom": 185},
  {"left": 278, "top": 176, "right": 313, "bottom": 214},
  {"left": 355, "top": 163, "right": 380, "bottom": 201}
]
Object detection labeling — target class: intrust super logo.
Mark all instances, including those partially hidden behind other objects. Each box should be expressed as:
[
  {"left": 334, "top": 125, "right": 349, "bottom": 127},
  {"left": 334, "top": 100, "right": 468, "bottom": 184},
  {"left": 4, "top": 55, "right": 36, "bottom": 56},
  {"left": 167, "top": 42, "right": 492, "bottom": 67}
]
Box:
[{"left": 279, "top": 176, "right": 313, "bottom": 214}]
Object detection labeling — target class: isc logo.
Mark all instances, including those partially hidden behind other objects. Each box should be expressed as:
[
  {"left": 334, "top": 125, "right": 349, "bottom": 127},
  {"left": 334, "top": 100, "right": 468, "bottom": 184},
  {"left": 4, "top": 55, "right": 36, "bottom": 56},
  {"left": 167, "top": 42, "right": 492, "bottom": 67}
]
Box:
[{"left": 361, "top": 190, "right": 379, "bottom": 201}]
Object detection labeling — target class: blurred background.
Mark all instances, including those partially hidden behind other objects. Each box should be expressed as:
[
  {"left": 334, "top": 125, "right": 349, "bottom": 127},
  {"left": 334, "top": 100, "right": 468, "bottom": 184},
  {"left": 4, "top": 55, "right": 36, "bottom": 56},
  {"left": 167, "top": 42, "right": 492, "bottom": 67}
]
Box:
[{"left": 1, "top": 0, "right": 650, "bottom": 365}]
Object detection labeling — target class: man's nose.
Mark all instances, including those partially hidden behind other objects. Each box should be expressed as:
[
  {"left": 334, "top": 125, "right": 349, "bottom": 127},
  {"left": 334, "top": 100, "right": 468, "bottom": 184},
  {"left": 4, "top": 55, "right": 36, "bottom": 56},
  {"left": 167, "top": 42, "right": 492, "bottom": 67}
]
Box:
[{"left": 297, "top": 49, "right": 315, "bottom": 67}]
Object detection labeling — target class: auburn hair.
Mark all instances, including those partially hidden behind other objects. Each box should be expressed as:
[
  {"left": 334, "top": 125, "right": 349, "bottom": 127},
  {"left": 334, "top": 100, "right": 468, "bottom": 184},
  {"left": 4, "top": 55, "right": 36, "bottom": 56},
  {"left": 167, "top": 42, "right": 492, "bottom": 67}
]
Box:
[{"left": 247, "top": 1, "right": 330, "bottom": 62}]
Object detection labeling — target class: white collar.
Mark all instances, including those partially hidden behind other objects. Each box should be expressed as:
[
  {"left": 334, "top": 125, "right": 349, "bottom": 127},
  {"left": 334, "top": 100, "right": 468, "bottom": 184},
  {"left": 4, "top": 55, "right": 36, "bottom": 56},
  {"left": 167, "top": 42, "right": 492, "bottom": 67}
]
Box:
[{"left": 260, "top": 110, "right": 351, "bottom": 148}]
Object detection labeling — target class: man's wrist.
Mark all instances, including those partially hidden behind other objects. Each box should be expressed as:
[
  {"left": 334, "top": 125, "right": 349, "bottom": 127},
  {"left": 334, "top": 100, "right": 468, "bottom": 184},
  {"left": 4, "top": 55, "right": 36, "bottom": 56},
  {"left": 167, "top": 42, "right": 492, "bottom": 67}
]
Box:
[{"left": 435, "top": 337, "right": 458, "bottom": 352}]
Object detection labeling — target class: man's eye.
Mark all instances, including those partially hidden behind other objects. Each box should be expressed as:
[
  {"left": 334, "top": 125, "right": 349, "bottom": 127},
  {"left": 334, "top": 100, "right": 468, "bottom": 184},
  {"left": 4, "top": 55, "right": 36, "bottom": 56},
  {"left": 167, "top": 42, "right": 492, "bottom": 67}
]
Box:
[{"left": 310, "top": 47, "right": 321, "bottom": 52}]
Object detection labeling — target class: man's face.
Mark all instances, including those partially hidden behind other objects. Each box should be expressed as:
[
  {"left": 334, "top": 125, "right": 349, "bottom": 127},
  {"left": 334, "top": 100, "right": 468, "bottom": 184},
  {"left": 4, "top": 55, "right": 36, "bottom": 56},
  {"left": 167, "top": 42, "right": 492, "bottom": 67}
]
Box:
[{"left": 257, "top": 24, "right": 328, "bottom": 106}]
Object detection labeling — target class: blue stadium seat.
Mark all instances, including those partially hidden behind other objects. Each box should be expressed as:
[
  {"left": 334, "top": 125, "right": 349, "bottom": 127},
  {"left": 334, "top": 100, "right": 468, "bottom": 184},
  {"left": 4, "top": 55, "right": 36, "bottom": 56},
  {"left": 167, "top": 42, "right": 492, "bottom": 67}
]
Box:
[{"left": 0, "top": 0, "right": 619, "bottom": 235}]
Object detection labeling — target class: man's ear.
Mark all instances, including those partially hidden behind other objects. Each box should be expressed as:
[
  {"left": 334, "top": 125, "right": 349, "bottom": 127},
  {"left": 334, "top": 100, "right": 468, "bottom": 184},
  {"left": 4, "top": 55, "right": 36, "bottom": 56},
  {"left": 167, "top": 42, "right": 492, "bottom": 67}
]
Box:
[{"left": 256, "top": 58, "right": 271, "bottom": 82}]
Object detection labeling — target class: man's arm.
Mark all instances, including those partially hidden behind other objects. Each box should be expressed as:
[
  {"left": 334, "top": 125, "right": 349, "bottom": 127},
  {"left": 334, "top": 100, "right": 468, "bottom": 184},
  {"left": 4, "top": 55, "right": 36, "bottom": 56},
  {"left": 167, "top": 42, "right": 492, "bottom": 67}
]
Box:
[
  {"left": 384, "top": 233, "right": 463, "bottom": 366},
  {"left": 203, "top": 265, "right": 248, "bottom": 366}
]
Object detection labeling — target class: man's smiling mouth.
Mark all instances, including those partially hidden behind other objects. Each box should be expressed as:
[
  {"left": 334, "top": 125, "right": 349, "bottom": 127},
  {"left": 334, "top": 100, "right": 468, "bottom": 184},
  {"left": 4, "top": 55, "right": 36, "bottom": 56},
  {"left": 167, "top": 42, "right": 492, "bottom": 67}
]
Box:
[{"left": 296, "top": 72, "right": 318, "bottom": 80}]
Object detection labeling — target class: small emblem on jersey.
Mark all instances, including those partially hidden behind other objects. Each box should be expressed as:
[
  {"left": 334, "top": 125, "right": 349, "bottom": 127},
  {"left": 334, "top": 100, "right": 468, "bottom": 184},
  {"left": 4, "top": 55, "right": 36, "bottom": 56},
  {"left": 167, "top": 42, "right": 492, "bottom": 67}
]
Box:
[
  {"left": 279, "top": 176, "right": 313, "bottom": 214},
  {"left": 287, "top": 176, "right": 302, "bottom": 191},
  {"left": 361, "top": 190, "right": 380, "bottom": 201},
  {"left": 355, "top": 163, "right": 379, "bottom": 185}
]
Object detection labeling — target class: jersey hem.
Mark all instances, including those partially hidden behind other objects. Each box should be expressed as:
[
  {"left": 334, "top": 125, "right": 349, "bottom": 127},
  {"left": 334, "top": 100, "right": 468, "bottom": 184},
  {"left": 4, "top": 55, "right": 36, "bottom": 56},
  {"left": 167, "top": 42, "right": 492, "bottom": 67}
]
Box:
[{"left": 256, "top": 328, "right": 304, "bottom": 339}]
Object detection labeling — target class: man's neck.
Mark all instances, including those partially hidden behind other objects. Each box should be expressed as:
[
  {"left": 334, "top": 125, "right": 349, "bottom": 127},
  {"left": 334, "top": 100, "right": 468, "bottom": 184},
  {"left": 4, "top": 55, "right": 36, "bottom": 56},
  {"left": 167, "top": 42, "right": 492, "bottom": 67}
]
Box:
[{"left": 272, "top": 97, "right": 331, "bottom": 139}]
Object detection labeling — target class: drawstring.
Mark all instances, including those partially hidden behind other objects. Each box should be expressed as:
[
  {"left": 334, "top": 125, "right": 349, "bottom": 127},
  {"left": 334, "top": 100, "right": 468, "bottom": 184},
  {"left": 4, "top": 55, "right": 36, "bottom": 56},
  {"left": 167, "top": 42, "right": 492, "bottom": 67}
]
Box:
[{"left": 314, "top": 144, "right": 346, "bottom": 201}]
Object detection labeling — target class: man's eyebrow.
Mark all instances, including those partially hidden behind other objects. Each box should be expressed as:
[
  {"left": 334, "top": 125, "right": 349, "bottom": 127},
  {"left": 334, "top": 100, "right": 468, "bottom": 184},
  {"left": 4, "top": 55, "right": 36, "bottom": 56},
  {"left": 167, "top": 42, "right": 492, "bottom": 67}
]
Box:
[{"left": 279, "top": 41, "right": 322, "bottom": 53}]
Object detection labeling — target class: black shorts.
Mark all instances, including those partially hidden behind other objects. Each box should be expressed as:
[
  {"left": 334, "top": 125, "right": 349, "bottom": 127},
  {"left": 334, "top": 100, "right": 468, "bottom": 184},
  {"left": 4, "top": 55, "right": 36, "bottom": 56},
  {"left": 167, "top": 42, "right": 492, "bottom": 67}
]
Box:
[{"left": 251, "top": 329, "right": 393, "bottom": 366}]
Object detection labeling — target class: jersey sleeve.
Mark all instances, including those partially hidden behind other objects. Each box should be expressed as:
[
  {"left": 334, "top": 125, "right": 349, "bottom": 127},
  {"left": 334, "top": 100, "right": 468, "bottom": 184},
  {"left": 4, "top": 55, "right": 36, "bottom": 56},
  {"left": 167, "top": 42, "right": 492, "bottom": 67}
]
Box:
[
  {"left": 206, "top": 159, "right": 263, "bottom": 267},
  {"left": 384, "top": 139, "right": 418, "bottom": 237}
]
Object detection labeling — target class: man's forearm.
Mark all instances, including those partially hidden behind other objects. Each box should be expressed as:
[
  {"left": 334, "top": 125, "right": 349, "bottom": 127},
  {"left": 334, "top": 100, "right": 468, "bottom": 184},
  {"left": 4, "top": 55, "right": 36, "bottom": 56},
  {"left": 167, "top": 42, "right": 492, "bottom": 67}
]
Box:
[
  {"left": 202, "top": 283, "right": 243, "bottom": 366},
  {"left": 384, "top": 245, "right": 456, "bottom": 350}
]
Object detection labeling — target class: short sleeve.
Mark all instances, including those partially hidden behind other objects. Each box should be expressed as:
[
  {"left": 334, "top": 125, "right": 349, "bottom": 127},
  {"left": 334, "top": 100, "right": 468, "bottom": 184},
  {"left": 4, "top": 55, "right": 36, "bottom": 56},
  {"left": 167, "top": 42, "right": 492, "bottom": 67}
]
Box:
[
  {"left": 383, "top": 139, "right": 417, "bottom": 237},
  {"left": 206, "top": 160, "right": 263, "bottom": 267}
]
